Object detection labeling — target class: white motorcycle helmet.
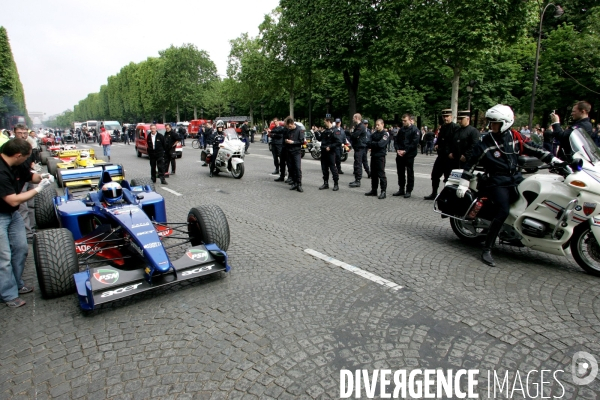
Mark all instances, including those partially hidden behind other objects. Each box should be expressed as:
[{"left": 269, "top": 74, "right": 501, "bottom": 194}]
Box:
[
  {"left": 215, "top": 120, "right": 225, "bottom": 129},
  {"left": 485, "top": 104, "right": 514, "bottom": 133}
]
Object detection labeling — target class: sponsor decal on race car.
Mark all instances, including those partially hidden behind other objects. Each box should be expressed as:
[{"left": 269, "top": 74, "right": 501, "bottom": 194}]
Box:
[
  {"left": 100, "top": 283, "right": 143, "bottom": 298},
  {"left": 132, "top": 222, "right": 150, "bottom": 228},
  {"left": 93, "top": 269, "right": 119, "bottom": 285},
  {"left": 76, "top": 244, "right": 102, "bottom": 254},
  {"left": 181, "top": 265, "right": 214, "bottom": 276},
  {"left": 157, "top": 228, "right": 173, "bottom": 237},
  {"left": 131, "top": 242, "right": 143, "bottom": 255},
  {"left": 144, "top": 242, "right": 161, "bottom": 249},
  {"left": 144, "top": 267, "right": 151, "bottom": 274},
  {"left": 186, "top": 249, "right": 209, "bottom": 262},
  {"left": 136, "top": 230, "right": 154, "bottom": 236},
  {"left": 111, "top": 206, "right": 140, "bottom": 215}
]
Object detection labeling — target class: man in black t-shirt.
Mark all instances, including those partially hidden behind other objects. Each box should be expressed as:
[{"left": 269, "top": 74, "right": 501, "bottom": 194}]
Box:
[{"left": 0, "top": 139, "right": 54, "bottom": 308}]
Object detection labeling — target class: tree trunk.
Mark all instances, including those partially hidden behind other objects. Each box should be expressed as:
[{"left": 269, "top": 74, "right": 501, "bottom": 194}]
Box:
[
  {"left": 451, "top": 66, "right": 461, "bottom": 122},
  {"left": 343, "top": 67, "right": 360, "bottom": 121},
  {"left": 176, "top": 103, "right": 180, "bottom": 123},
  {"left": 249, "top": 105, "right": 254, "bottom": 127},
  {"left": 162, "top": 108, "right": 166, "bottom": 124},
  {"left": 308, "top": 70, "right": 312, "bottom": 128},
  {"left": 194, "top": 106, "right": 197, "bottom": 120},
  {"left": 289, "top": 75, "right": 295, "bottom": 119}
]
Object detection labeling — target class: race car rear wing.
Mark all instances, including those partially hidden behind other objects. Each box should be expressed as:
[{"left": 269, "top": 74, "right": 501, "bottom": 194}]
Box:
[{"left": 59, "top": 164, "right": 125, "bottom": 192}]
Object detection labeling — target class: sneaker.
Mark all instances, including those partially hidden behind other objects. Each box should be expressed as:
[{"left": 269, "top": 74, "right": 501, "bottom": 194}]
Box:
[
  {"left": 18, "top": 285, "right": 34, "bottom": 294},
  {"left": 6, "top": 298, "right": 26, "bottom": 308}
]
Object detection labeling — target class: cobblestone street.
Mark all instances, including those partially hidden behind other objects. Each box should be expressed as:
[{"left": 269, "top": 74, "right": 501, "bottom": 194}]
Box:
[{"left": 1, "top": 141, "right": 599, "bottom": 399}]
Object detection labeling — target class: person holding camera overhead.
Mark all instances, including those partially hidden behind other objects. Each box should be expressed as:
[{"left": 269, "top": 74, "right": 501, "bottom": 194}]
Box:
[{"left": 551, "top": 101, "right": 593, "bottom": 162}]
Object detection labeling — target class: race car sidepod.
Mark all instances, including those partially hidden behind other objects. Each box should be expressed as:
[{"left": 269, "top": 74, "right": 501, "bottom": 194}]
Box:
[{"left": 74, "top": 243, "right": 229, "bottom": 310}]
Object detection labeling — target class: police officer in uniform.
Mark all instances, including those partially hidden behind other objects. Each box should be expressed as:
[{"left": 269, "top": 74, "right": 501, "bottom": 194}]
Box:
[
  {"left": 456, "top": 104, "right": 563, "bottom": 266},
  {"left": 146, "top": 124, "right": 168, "bottom": 185},
  {"left": 361, "top": 120, "right": 372, "bottom": 179},
  {"left": 270, "top": 120, "right": 287, "bottom": 179},
  {"left": 393, "top": 113, "right": 420, "bottom": 198},
  {"left": 333, "top": 119, "right": 346, "bottom": 174},
  {"left": 424, "top": 109, "right": 459, "bottom": 200},
  {"left": 316, "top": 117, "right": 341, "bottom": 191},
  {"left": 448, "top": 110, "right": 480, "bottom": 169},
  {"left": 209, "top": 120, "right": 226, "bottom": 177},
  {"left": 283, "top": 117, "right": 305, "bottom": 192},
  {"left": 364, "top": 119, "right": 388, "bottom": 199},
  {"left": 349, "top": 113, "right": 368, "bottom": 188},
  {"left": 551, "top": 100, "right": 593, "bottom": 162}
]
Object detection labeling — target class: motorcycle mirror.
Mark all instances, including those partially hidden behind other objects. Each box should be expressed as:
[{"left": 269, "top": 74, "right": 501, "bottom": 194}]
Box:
[{"left": 571, "top": 158, "right": 583, "bottom": 172}]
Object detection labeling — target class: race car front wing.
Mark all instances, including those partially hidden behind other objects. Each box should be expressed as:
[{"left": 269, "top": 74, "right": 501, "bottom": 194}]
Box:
[{"left": 74, "top": 243, "right": 229, "bottom": 310}]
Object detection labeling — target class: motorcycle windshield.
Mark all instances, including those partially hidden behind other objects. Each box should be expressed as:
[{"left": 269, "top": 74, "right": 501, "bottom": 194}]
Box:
[{"left": 570, "top": 128, "right": 600, "bottom": 164}]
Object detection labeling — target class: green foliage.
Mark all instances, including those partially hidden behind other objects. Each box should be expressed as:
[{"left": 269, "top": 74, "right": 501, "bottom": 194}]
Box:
[{"left": 0, "top": 26, "right": 30, "bottom": 128}]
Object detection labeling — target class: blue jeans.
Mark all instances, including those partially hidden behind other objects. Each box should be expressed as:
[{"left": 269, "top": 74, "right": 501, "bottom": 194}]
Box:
[
  {"left": 103, "top": 144, "right": 111, "bottom": 157},
  {"left": 0, "top": 211, "right": 28, "bottom": 301}
]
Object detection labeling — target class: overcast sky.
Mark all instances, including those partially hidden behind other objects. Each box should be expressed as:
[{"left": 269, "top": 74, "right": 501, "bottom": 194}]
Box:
[{"left": 1, "top": 0, "right": 280, "bottom": 117}]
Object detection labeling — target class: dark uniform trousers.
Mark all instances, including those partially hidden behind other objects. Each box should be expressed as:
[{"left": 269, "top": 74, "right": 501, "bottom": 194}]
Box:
[
  {"left": 272, "top": 144, "right": 283, "bottom": 171},
  {"left": 431, "top": 155, "right": 451, "bottom": 188},
  {"left": 335, "top": 148, "right": 342, "bottom": 172},
  {"left": 288, "top": 149, "right": 302, "bottom": 184},
  {"left": 279, "top": 147, "right": 288, "bottom": 179},
  {"left": 396, "top": 155, "right": 415, "bottom": 192},
  {"left": 149, "top": 152, "right": 165, "bottom": 181},
  {"left": 353, "top": 148, "right": 365, "bottom": 180},
  {"left": 371, "top": 156, "right": 387, "bottom": 191},
  {"left": 210, "top": 145, "right": 220, "bottom": 172},
  {"left": 320, "top": 150, "right": 338, "bottom": 182},
  {"left": 164, "top": 150, "right": 176, "bottom": 173},
  {"left": 362, "top": 149, "right": 370, "bottom": 175}
]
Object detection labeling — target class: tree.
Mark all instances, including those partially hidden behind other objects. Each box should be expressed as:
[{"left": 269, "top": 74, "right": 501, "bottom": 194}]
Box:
[
  {"left": 279, "top": 0, "right": 384, "bottom": 120},
  {"left": 0, "top": 26, "right": 30, "bottom": 128}
]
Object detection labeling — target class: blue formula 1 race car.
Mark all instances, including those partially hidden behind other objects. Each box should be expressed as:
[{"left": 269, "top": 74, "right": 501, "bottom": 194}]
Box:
[{"left": 32, "top": 168, "right": 231, "bottom": 310}]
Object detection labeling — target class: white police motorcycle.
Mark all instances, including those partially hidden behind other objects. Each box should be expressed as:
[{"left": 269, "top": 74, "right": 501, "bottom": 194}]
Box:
[
  {"left": 434, "top": 128, "right": 600, "bottom": 276},
  {"left": 201, "top": 128, "right": 245, "bottom": 179}
]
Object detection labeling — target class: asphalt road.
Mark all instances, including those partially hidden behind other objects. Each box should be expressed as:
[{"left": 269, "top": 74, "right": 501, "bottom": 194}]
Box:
[{"left": 0, "top": 139, "right": 599, "bottom": 399}]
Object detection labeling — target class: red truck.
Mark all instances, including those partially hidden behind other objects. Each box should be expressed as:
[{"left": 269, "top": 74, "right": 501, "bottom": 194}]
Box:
[{"left": 188, "top": 119, "right": 212, "bottom": 137}]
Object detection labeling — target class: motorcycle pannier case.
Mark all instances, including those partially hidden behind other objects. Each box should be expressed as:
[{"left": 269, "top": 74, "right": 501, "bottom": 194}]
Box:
[
  {"left": 201, "top": 149, "right": 207, "bottom": 162},
  {"left": 436, "top": 185, "right": 476, "bottom": 217}
]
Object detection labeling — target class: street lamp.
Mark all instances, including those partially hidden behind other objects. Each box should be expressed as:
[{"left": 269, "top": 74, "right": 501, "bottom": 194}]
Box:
[
  {"left": 325, "top": 97, "right": 330, "bottom": 116},
  {"left": 201, "top": 108, "right": 204, "bottom": 120},
  {"left": 466, "top": 80, "right": 476, "bottom": 123},
  {"left": 529, "top": 2, "right": 564, "bottom": 129}
]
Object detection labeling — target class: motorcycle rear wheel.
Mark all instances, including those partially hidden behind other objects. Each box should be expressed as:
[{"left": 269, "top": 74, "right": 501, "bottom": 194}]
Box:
[
  {"left": 450, "top": 217, "right": 486, "bottom": 244},
  {"left": 571, "top": 225, "right": 600, "bottom": 276}
]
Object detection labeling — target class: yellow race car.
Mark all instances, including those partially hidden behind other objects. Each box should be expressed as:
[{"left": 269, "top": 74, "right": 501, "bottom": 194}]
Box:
[{"left": 55, "top": 151, "right": 122, "bottom": 189}]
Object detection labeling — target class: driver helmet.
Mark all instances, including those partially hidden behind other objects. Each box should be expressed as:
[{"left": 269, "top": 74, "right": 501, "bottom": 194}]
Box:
[
  {"left": 485, "top": 104, "right": 514, "bottom": 133},
  {"left": 102, "top": 181, "right": 123, "bottom": 204},
  {"left": 80, "top": 150, "right": 90, "bottom": 159}
]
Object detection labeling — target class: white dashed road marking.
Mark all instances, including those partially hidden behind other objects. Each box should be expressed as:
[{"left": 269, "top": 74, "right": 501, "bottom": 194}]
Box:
[
  {"left": 159, "top": 187, "right": 183, "bottom": 196},
  {"left": 304, "top": 249, "right": 403, "bottom": 291}
]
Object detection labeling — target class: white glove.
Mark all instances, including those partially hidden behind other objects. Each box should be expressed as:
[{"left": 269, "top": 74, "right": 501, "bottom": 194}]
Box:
[
  {"left": 34, "top": 178, "right": 52, "bottom": 193},
  {"left": 455, "top": 179, "right": 470, "bottom": 198},
  {"left": 40, "top": 173, "right": 55, "bottom": 183},
  {"left": 550, "top": 157, "right": 565, "bottom": 166}
]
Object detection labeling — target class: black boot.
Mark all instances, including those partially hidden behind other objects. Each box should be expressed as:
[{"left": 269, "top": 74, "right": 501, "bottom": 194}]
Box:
[
  {"left": 285, "top": 178, "right": 292, "bottom": 184},
  {"left": 481, "top": 219, "right": 504, "bottom": 267},
  {"left": 296, "top": 184, "right": 303, "bottom": 193},
  {"left": 274, "top": 176, "right": 285, "bottom": 182},
  {"left": 272, "top": 169, "right": 279, "bottom": 175},
  {"left": 333, "top": 181, "right": 339, "bottom": 191},
  {"left": 365, "top": 190, "right": 377, "bottom": 196},
  {"left": 378, "top": 191, "right": 386, "bottom": 199},
  {"left": 289, "top": 183, "right": 298, "bottom": 190},
  {"left": 392, "top": 189, "right": 405, "bottom": 196},
  {"left": 161, "top": 179, "right": 168, "bottom": 185},
  {"left": 338, "top": 169, "right": 344, "bottom": 174},
  {"left": 349, "top": 180, "right": 361, "bottom": 188},
  {"left": 319, "top": 181, "right": 329, "bottom": 190},
  {"left": 424, "top": 183, "right": 439, "bottom": 200}
]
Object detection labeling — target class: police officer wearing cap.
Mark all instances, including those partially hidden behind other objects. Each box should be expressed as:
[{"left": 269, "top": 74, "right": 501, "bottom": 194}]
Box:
[
  {"left": 424, "top": 109, "right": 459, "bottom": 200},
  {"left": 365, "top": 119, "right": 388, "bottom": 199},
  {"left": 283, "top": 117, "right": 305, "bottom": 192},
  {"left": 333, "top": 118, "right": 346, "bottom": 174},
  {"left": 316, "top": 117, "right": 340, "bottom": 191},
  {"left": 349, "top": 113, "right": 368, "bottom": 188},
  {"left": 448, "top": 110, "right": 479, "bottom": 170}
]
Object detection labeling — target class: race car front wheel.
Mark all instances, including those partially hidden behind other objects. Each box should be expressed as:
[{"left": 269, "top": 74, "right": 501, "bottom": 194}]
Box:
[
  {"left": 35, "top": 187, "right": 59, "bottom": 229},
  {"left": 40, "top": 151, "right": 50, "bottom": 165},
  {"left": 33, "top": 228, "right": 78, "bottom": 299},
  {"left": 188, "top": 205, "right": 230, "bottom": 252}
]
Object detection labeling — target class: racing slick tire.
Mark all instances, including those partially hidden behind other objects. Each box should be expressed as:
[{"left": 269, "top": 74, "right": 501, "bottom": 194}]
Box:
[
  {"left": 56, "top": 170, "right": 64, "bottom": 188},
  {"left": 571, "top": 224, "right": 600, "bottom": 276},
  {"left": 231, "top": 162, "right": 244, "bottom": 179},
  {"left": 188, "top": 205, "right": 230, "bottom": 251},
  {"left": 341, "top": 153, "right": 348, "bottom": 162},
  {"left": 450, "top": 217, "right": 486, "bottom": 245},
  {"left": 34, "top": 228, "right": 78, "bottom": 299},
  {"left": 47, "top": 159, "right": 59, "bottom": 177},
  {"left": 40, "top": 151, "right": 50, "bottom": 165},
  {"left": 130, "top": 177, "right": 156, "bottom": 192},
  {"left": 35, "top": 187, "right": 59, "bottom": 229}
]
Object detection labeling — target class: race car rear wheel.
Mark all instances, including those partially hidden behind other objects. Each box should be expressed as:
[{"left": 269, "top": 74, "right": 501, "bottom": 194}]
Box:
[
  {"left": 188, "top": 205, "right": 230, "bottom": 251},
  {"left": 35, "top": 187, "right": 59, "bottom": 229},
  {"left": 47, "top": 159, "right": 59, "bottom": 176},
  {"left": 33, "top": 228, "right": 78, "bottom": 299},
  {"left": 130, "top": 177, "right": 155, "bottom": 192},
  {"left": 40, "top": 151, "right": 50, "bottom": 165},
  {"left": 56, "top": 171, "right": 64, "bottom": 188}
]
